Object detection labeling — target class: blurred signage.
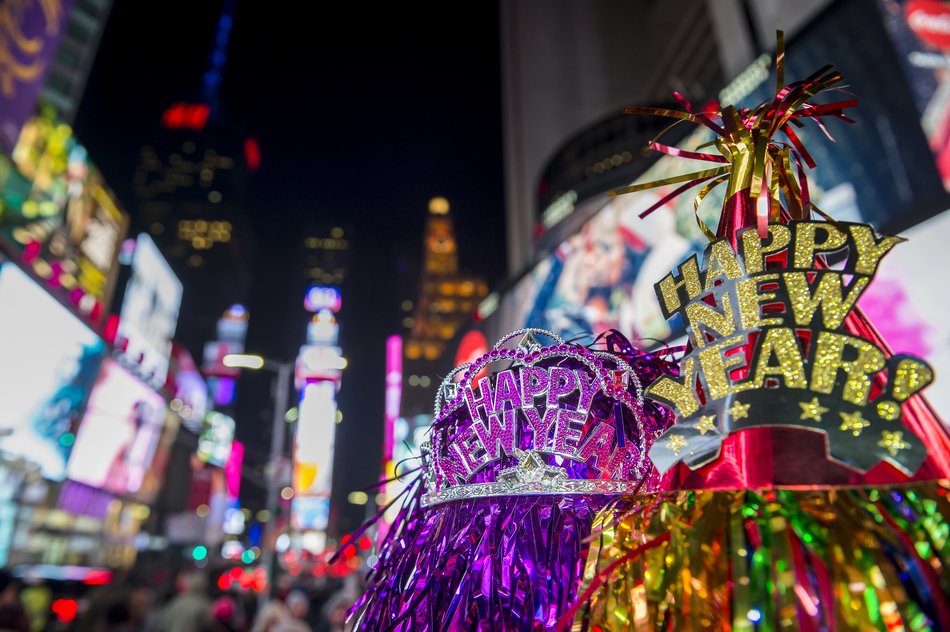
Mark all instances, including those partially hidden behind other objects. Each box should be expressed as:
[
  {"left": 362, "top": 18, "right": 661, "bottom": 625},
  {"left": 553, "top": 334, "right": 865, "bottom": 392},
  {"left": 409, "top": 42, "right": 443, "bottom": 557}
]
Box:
[
  {"left": 858, "top": 207, "right": 950, "bottom": 420},
  {"left": 295, "top": 345, "right": 344, "bottom": 387},
  {"left": 160, "top": 103, "right": 210, "bottom": 131},
  {"left": 197, "top": 412, "right": 235, "bottom": 468},
  {"left": 880, "top": 0, "right": 950, "bottom": 192},
  {"left": 202, "top": 305, "right": 248, "bottom": 378},
  {"left": 131, "top": 410, "right": 181, "bottom": 505},
  {"left": 169, "top": 341, "right": 208, "bottom": 429},
  {"left": 291, "top": 381, "right": 336, "bottom": 531},
  {"left": 306, "top": 311, "right": 339, "bottom": 345},
  {"left": 0, "top": 263, "right": 105, "bottom": 481},
  {"left": 905, "top": 0, "right": 950, "bottom": 49},
  {"left": 0, "top": 2, "right": 76, "bottom": 151},
  {"left": 114, "top": 234, "right": 182, "bottom": 389},
  {"left": 453, "top": 330, "right": 488, "bottom": 388},
  {"left": 66, "top": 359, "right": 167, "bottom": 494},
  {"left": 202, "top": 341, "right": 244, "bottom": 378},
  {"left": 1, "top": 109, "right": 129, "bottom": 321},
  {"left": 224, "top": 440, "right": 243, "bottom": 499},
  {"left": 304, "top": 285, "right": 341, "bottom": 312},
  {"left": 383, "top": 335, "right": 402, "bottom": 468}
]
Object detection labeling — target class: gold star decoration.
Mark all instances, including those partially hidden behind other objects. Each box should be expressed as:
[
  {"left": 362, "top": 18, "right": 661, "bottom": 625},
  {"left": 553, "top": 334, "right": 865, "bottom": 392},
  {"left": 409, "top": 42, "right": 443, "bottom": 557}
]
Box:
[
  {"left": 799, "top": 397, "right": 829, "bottom": 422},
  {"left": 695, "top": 415, "right": 717, "bottom": 436},
  {"left": 666, "top": 434, "right": 688, "bottom": 455},
  {"left": 839, "top": 410, "right": 870, "bottom": 436},
  {"left": 878, "top": 430, "right": 911, "bottom": 457},
  {"left": 727, "top": 401, "right": 750, "bottom": 421}
]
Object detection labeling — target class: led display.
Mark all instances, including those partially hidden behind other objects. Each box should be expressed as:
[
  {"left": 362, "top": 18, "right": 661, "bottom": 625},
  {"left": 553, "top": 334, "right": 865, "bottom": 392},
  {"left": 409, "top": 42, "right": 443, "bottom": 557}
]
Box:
[
  {"left": 66, "top": 358, "right": 167, "bottom": 494},
  {"left": 0, "top": 263, "right": 105, "bottom": 481}
]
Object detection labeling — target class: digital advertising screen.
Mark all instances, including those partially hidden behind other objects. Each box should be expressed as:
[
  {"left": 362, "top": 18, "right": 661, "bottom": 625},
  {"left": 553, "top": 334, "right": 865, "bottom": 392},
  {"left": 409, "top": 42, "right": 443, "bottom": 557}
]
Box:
[
  {"left": 878, "top": 0, "right": 950, "bottom": 193},
  {"left": 114, "top": 234, "right": 182, "bottom": 389},
  {"left": 66, "top": 358, "right": 167, "bottom": 495},
  {"left": 0, "top": 108, "right": 129, "bottom": 321},
  {"left": 858, "top": 207, "right": 950, "bottom": 420},
  {"left": 197, "top": 412, "right": 235, "bottom": 468},
  {"left": 0, "top": 263, "right": 105, "bottom": 481},
  {"left": 291, "top": 381, "right": 336, "bottom": 531}
]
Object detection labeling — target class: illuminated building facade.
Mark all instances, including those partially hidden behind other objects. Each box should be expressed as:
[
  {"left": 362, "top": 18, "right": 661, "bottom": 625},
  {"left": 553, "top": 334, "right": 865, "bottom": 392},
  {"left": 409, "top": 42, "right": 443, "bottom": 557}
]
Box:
[{"left": 401, "top": 198, "right": 487, "bottom": 415}]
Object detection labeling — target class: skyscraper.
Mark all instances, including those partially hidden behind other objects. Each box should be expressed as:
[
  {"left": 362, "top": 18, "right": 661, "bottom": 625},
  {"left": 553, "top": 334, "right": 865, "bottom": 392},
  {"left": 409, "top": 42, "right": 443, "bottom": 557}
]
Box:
[{"left": 401, "top": 198, "right": 487, "bottom": 416}]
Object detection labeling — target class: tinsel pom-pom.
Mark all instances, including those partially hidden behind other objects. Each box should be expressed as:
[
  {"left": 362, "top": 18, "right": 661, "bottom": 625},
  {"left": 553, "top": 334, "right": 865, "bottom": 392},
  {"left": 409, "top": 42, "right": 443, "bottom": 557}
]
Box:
[
  {"left": 351, "top": 480, "right": 601, "bottom": 631},
  {"left": 570, "top": 483, "right": 950, "bottom": 632}
]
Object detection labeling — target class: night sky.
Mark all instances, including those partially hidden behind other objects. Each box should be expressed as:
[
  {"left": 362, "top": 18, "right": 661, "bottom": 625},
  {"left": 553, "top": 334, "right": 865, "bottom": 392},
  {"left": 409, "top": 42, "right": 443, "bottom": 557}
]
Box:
[{"left": 74, "top": 3, "right": 507, "bottom": 531}]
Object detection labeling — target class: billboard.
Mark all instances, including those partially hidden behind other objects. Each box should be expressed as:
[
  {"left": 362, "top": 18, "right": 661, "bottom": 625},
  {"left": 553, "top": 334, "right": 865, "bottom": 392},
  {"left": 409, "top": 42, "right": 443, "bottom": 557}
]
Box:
[
  {"left": 197, "top": 412, "right": 235, "bottom": 468},
  {"left": 858, "top": 207, "right": 950, "bottom": 420},
  {"left": 0, "top": 262, "right": 105, "bottom": 481},
  {"left": 66, "top": 358, "right": 167, "bottom": 495},
  {"left": 291, "top": 381, "right": 337, "bottom": 531},
  {"left": 0, "top": 2, "right": 76, "bottom": 151},
  {"left": 487, "top": 1, "right": 950, "bottom": 349},
  {"left": 879, "top": 0, "right": 950, "bottom": 192},
  {"left": 114, "top": 234, "right": 182, "bottom": 389},
  {"left": 1, "top": 109, "right": 129, "bottom": 321}
]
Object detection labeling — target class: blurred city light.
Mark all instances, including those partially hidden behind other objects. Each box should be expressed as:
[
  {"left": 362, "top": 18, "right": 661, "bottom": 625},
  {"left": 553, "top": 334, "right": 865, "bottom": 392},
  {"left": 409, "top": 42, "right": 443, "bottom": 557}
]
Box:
[
  {"left": 223, "top": 354, "right": 264, "bottom": 369},
  {"left": 300, "top": 346, "right": 347, "bottom": 371}
]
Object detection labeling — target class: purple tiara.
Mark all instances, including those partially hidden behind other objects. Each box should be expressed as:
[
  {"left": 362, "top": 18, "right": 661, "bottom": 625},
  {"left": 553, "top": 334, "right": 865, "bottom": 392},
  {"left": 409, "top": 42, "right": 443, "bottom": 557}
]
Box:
[{"left": 420, "top": 329, "right": 662, "bottom": 506}]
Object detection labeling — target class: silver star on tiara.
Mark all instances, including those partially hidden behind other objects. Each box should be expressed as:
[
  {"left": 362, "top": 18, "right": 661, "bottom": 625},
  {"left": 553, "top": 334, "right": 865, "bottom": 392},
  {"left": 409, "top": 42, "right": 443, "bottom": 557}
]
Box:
[{"left": 498, "top": 450, "right": 567, "bottom": 491}]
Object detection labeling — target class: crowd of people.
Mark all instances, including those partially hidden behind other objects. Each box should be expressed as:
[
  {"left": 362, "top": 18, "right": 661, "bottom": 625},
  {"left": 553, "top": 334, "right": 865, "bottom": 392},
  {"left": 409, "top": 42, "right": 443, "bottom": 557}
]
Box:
[{"left": 0, "top": 568, "right": 361, "bottom": 632}]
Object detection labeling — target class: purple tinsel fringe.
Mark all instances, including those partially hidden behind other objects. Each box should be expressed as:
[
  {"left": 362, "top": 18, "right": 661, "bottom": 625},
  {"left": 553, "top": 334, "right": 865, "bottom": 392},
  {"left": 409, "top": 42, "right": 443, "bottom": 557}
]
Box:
[
  {"left": 351, "top": 481, "right": 602, "bottom": 631},
  {"left": 351, "top": 332, "right": 679, "bottom": 631}
]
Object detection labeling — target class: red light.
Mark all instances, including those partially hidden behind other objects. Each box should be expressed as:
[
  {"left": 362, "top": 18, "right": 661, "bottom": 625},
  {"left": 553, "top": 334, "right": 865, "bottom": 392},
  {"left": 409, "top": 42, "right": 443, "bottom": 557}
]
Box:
[
  {"left": 52, "top": 599, "right": 77, "bottom": 623},
  {"left": 161, "top": 102, "right": 210, "bottom": 131},
  {"left": 218, "top": 575, "right": 232, "bottom": 590},
  {"left": 104, "top": 314, "right": 120, "bottom": 344},
  {"left": 344, "top": 545, "right": 356, "bottom": 558},
  {"left": 253, "top": 567, "right": 267, "bottom": 578},
  {"left": 340, "top": 535, "right": 351, "bottom": 546},
  {"left": 239, "top": 573, "right": 253, "bottom": 589},
  {"left": 299, "top": 549, "right": 311, "bottom": 559},
  {"left": 336, "top": 564, "right": 350, "bottom": 578},
  {"left": 313, "top": 564, "right": 326, "bottom": 578},
  {"left": 252, "top": 577, "right": 266, "bottom": 591},
  {"left": 230, "top": 567, "right": 243, "bottom": 580},
  {"left": 289, "top": 563, "right": 301, "bottom": 577},
  {"left": 359, "top": 536, "right": 372, "bottom": 551},
  {"left": 283, "top": 550, "right": 297, "bottom": 564},
  {"left": 244, "top": 137, "right": 261, "bottom": 172},
  {"left": 83, "top": 570, "right": 113, "bottom": 585}
]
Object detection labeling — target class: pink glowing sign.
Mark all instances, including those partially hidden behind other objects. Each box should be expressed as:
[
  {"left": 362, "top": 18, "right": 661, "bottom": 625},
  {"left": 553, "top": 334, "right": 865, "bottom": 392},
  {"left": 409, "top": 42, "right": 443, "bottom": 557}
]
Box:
[
  {"left": 224, "top": 440, "right": 244, "bottom": 500},
  {"left": 383, "top": 335, "right": 402, "bottom": 464}
]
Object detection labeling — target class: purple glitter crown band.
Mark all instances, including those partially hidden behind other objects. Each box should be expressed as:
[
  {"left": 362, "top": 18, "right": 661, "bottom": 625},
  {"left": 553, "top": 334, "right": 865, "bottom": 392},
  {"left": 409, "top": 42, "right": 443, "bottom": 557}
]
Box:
[{"left": 420, "top": 329, "right": 661, "bottom": 507}]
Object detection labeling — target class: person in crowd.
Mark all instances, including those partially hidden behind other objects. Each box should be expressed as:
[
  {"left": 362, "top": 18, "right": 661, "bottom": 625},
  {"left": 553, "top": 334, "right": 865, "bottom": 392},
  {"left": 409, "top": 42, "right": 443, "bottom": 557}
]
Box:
[
  {"left": 271, "top": 591, "right": 310, "bottom": 632},
  {"left": 159, "top": 572, "right": 209, "bottom": 632},
  {"left": 209, "top": 596, "right": 237, "bottom": 632},
  {"left": 105, "top": 601, "right": 140, "bottom": 632},
  {"left": 0, "top": 571, "right": 28, "bottom": 632}
]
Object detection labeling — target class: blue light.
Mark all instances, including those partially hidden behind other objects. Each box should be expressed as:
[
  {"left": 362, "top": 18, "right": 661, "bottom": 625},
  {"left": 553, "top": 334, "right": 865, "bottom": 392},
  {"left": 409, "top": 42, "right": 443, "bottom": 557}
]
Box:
[
  {"left": 248, "top": 523, "right": 262, "bottom": 547},
  {"left": 219, "top": 15, "right": 232, "bottom": 30},
  {"left": 192, "top": 546, "right": 207, "bottom": 561},
  {"left": 747, "top": 609, "right": 762, "bottom": 623}
]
